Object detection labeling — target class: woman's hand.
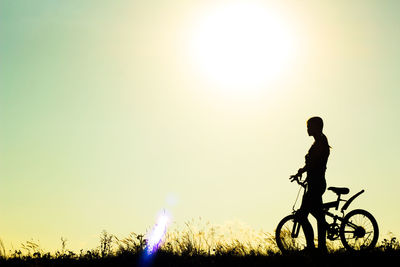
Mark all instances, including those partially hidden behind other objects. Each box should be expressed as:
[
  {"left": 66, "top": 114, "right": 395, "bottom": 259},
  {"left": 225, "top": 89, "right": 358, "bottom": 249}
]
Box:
[
  {"left": 289, "top": 174, "right": 301, "bottom": 182},
  {"left": 298, "top": 167, "right": 306, "bottom": 175}
]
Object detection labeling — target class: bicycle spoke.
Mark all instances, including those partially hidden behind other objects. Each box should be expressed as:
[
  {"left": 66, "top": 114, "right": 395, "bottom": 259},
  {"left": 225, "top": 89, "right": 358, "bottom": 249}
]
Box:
[
  {"left": 341, "top": 210, "right": 378, "bottom": 251},
  {"left": 276, "top": 215, "right": 307, "bottom": 252}
]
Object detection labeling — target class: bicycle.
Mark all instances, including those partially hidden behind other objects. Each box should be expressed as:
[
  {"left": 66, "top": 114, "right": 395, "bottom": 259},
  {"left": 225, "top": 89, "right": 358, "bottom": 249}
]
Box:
[{"left": 275, "top": 175, "right": 379, "bottom": 253}]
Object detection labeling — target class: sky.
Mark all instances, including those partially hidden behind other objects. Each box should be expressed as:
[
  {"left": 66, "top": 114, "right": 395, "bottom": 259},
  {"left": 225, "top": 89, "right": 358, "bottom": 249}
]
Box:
[{"left": 1, "top": 0, "right": 400, "bottom": 252}]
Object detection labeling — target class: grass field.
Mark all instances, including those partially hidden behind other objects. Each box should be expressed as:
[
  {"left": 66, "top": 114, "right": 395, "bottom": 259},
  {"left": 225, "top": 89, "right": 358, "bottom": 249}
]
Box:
[{"left": 1, "top": 222, "right": 399, "bottom": 266}]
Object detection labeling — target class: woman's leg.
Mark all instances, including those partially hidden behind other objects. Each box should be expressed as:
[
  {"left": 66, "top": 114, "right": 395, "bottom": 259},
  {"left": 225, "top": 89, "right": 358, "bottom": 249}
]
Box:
[
  {"left": 313, "top": 211, "right": 327, "bottom": 252},
  {"left": 300, "top": 215, "right": 315, "bottom": 249},
  {"left": 310, "top": 193, "right": 327, "bottom": 252},
  {"left": 298, "top": 194, "right": 315, "bottom": 249}
]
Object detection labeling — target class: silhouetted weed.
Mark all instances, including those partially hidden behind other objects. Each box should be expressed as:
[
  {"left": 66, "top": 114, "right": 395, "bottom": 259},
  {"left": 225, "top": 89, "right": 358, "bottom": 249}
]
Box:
[{"left": 0, "top": 223, "right": 399, "bottom": 266}]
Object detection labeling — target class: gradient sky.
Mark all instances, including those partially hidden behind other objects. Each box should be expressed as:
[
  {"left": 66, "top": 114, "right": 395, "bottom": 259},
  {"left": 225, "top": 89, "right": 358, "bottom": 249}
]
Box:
[{"left": 1, "top": 0, "right": 399, "bottom": 252}]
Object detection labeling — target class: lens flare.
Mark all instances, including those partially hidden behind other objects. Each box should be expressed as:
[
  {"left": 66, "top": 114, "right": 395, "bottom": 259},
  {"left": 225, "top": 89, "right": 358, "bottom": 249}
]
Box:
[{"left": 145, "top": 211, "right": 170, "bottom": 255}]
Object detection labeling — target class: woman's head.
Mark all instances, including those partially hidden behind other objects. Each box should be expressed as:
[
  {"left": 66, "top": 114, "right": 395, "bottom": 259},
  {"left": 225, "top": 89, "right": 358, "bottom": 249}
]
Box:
[{"left": 307, "top": 117, "right": 324, "bottom": 136}]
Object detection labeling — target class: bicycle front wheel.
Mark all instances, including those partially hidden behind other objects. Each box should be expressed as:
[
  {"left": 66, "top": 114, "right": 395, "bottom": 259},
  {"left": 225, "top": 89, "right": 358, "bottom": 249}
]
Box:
[
  {"left": 275, "top": 214, "right": 307, "bottom": 253},
  {"left": 340, "top": 209, "right": 379, "bottom": 251}
]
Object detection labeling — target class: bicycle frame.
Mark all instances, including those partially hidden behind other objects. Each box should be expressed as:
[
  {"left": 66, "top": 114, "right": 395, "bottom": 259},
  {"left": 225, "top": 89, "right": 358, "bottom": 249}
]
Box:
[
  {"left": 290, "top": 185, "right": 365, "bottom": 239},
  {"left": 323, "top": 189, "right": 365, "bottom": 213},
  {"left": 292, "top": 178, "right": 365, "bottom": 213}
]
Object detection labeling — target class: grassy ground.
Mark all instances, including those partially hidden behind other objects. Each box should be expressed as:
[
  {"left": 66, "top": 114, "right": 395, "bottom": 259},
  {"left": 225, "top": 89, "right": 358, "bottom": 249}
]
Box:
[
  {"left": 1, "top": 250, "right": 400, "bottom": 267},
  {"left": 1, "top": 223, "right": 399, "bottom": 266}
]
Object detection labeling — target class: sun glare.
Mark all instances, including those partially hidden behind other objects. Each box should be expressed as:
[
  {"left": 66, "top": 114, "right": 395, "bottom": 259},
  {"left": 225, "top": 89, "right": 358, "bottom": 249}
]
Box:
[{"left": 190, "top": 3, "right": 296, "bottom": 91}]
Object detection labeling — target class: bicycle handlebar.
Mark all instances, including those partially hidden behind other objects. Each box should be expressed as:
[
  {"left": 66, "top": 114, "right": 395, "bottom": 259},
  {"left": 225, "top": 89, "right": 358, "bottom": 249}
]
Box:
[{"left": 289, "top": 174, "right": 307, "bottom": 188}]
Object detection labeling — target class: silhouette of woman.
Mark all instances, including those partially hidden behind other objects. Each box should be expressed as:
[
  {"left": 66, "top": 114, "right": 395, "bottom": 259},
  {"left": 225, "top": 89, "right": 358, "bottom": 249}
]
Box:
[{"left": 291, "top": 116, "right": 330, "bottom": 253}]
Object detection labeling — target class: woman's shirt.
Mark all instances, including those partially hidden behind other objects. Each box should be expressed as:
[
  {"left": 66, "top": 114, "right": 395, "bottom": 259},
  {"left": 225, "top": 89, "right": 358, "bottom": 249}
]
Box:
[{"left": 305, "top": 134, "right": 330, "bottom": 189}]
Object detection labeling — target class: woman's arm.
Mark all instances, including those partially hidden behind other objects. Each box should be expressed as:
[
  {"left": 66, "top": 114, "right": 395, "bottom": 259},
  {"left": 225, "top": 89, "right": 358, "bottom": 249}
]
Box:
[{"left": 297, "top": 166, "right": 307, "bottom": 176}]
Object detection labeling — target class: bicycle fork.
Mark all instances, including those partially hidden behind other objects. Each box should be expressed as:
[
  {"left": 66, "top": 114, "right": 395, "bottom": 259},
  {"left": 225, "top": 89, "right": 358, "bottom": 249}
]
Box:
[{"left": 291, "top": 219, "right": 301, "bottom": 238}]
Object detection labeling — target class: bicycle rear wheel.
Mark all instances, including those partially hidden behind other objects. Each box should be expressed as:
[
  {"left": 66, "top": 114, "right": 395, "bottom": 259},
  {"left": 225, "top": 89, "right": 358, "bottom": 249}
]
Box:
[
  {"left": 275, "top": 214, "right": 307, "bottom": 253},
  {"left": 340, "top": 209, "right": 379, "bottom": 251}
]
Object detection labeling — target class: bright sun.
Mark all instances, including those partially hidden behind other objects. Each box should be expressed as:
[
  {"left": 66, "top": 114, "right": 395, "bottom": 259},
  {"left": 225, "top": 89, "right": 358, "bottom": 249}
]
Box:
[{"left": 191, "top": 3, "right": 296, "bottom": 91}]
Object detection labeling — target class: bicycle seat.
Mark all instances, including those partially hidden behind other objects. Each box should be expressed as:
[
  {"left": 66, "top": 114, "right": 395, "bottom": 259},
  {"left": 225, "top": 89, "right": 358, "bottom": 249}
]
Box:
[{"left": 328, "top": 187, "right": 350, "bottom": 195}]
